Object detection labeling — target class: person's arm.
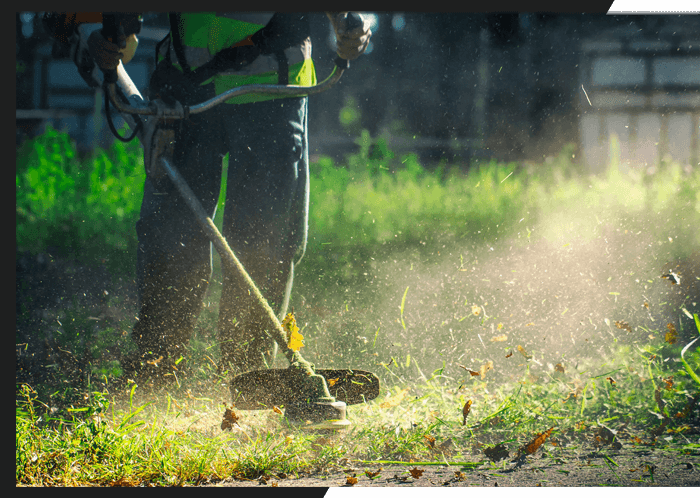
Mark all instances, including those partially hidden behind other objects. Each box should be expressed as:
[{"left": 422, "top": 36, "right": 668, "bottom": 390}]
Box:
[{"left": 325, "top": 12, "right": 372, "bottom": 60}]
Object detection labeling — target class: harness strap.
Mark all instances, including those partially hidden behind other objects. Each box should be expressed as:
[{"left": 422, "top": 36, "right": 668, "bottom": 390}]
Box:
[
  {"left": 169, "top": 13, "right": 191, "bottom": 73},
  {"left": 163, "top": 13, "right": 309, "bottom": 88}
]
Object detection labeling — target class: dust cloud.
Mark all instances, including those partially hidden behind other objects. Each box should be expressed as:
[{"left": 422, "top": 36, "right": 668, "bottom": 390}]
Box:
[{"left": 294, "top": 169, "right": 699, "bottom": 388}]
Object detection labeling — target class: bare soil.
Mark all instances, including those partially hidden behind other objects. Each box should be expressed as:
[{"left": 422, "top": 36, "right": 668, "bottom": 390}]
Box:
[{"left": 206, "top": 446, "right": 699, "bottom": 487}]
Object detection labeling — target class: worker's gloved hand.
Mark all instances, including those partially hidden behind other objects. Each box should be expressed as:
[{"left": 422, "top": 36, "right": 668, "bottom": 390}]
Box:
[
  {"left": 327, "top": 12, "right": 372, "bottom": 60},
  {"left": 88, "top": 29, "right": 138, "bottom": 70}
]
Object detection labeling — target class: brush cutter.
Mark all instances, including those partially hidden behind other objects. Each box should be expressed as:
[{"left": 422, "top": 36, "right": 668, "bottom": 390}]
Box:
[{"left": 93, "top": 13, "right": 379, "bottom": 429}]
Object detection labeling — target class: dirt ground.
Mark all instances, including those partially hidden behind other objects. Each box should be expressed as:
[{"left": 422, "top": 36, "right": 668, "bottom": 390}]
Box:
[{"left": 205, "top": 446, "right": 699, "bottom": 487}]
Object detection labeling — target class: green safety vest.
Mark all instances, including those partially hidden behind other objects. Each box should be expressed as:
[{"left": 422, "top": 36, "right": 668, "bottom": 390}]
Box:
[{"left": 158, "top": 12, "right": 317, "bottom": 104}]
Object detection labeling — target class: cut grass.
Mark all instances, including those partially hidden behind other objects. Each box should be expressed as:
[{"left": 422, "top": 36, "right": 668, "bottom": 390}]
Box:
[{"left": 17, "top": 326, "right": 699, "bottom": 486}]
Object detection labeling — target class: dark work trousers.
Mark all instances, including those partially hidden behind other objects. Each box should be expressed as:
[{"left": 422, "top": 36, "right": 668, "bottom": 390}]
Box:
[{"left": 130, "top": 96, "right": 309, "bottom": 378}]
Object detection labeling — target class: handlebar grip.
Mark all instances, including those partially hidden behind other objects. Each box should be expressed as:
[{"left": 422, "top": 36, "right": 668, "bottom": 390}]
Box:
[{"left": 333, "top": 12, "right": 364, "bottom": 69}]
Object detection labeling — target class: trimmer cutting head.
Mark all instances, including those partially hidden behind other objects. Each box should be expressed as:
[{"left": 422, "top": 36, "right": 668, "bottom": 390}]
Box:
[{"left": 230, "top": 368, "right": 379, "bottom": 429}]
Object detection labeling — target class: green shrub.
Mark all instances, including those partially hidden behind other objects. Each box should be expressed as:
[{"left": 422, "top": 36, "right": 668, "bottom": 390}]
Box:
[
  {"left": 16, "top": 125, "right": 145, "bottom": 274},
  {"left": 16, "top": 127, "right": 700, "bottom": 276}
]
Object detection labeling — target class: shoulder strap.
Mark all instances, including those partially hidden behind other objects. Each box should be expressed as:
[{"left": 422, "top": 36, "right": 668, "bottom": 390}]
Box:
[{"left": 169, "top": 12, "right": 191, "bottom": 73}]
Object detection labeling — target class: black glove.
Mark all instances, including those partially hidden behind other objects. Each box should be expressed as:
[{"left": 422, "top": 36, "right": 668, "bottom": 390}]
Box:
[{"left": 88, "top": 29, "right": 137, "bottom": 70}]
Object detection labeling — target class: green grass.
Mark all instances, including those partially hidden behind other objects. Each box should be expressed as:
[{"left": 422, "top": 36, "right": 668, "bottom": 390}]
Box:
[
  {"left": 16, "top": 325, "right": 700, "bottom": 485},
  {"left": 16, "top": 128, "right": 700, "bottom": 485}
]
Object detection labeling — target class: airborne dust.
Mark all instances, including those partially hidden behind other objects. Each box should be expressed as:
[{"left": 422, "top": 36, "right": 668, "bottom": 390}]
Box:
[{"left": 292, "top": 163, "right": 700, "bottom": 392}]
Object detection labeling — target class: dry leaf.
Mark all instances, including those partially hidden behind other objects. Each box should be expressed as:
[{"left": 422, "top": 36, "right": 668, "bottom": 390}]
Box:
[
  {"left": 517, "top": 345, "right": 532, "bottom": 359},
  {"left": 555, "top": 363, "right": 565, "bottom": 373},
  {"left": 523, "top": 427, "right": 554, "bottom": 455},
  {"left": 365, "top": 469, "right": 382, "bottom": 479},
  {"left": 459, "top": 364, "right": 480, "bottom": 376},
  {"left": 505, "top": 351, "right": 513, "bottom": 358},
  {"left": 661, "top": 271, "right": 680, "bottom": 285},
  {"left": 462, "top": 399, "right": 473, "bottom": 426},
  {"left": 328, "top": 377, "right": 339, "bottom": 387},
  {"left": 273, "top": 405, "right": 283, "bottom": 415},
  {"left": 471, "top": 305, "right": 481, "bottom": 316},
  {"left": 345, "top": 475, "right": 358, "bottom": 486},
  {"left": 662, "top": 376, "right": 674, "bottom": 391},
  {"left": 615, "top": 320, "right": 632, "bottom": 332},
  {"left": 606, "top": 377, "right": 616, "bottom": 386},
  {"left": 380, "top": 388, "right": 409, "bottom": 408},
  {"left": 665, "top": 323, "right": 678, "bottom": 344},
  {"left": 423, "top": 434, "right": 436, "bottom": 448},
  {"left": 409, "top": 467, "right": 424, "bottom": 479},
  {"left": 221, "top": 407, "right": 239, "bottom": 431},
  {"left": 480, "top": 360, "right": 494, "bottom": 379},
  {"left": 491, "top": 334, "right": 508, "bottom": 342},
  {"left": 282, "top": 312, "right": 304, "bottom": 352}
]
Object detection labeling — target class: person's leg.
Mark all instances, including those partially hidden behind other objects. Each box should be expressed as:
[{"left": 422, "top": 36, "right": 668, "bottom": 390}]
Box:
[
  {"left": 218, "top": 97, "right": 309, "bottom": 375},
  {"left": 125, "top": 109, "right": 226, "bottom": 385}
]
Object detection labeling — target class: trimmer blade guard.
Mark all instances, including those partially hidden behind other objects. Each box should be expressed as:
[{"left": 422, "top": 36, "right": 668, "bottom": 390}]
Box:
[{"left": 230, "top": 368, "right": 380, "bottom": 409}]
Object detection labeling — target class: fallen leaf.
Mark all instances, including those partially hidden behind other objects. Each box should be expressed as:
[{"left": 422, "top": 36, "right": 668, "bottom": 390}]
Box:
[
  {"left": 480, "top": 360, "right": 494, "bottom": 379},
  {"left": 471, "top": 305, "right": 481, "bottom": 316},
  {"left": 458, "top": 364, "right": 480, "bottom": 376},
  {"left": 273, "top": 405, "right": 283, "bottom": 415},
  {"left": 409, "top": 467, "right": 424, "bottom": 479},
  {"left": 517, "top": 345, "right": 532, "bottom": 359},
  {"left": 327, "top": 377, "right": 339, "bottom": 387},
  {"left": 462, "top": 399, "right": 473, "bottom": 426},
  {"left": 491, "top": 334, "right": 508, "bottom": 342},
  {"left": 453, "top": 471, "right": 467, "bottom": 482},
  {"left": 380, "top": 388, "right": 409, "bottom": 408},
  {"left": 282, "top": 312, "right": 304, "bottom": 352},
  {"left": 365, "top": 469, "right": 382, "bottom": 479},
  {"left": 221, "top": 407, "right": 239, "bottom": 431},
  {"left": 661, "top": 271, "right": 680, "bottom": 285},
  {"left": 662, "top": 376, "right": 674, "bottom": 391},
  {"left": 643, "top": 302, "right": 650, "bottom": 309},
  {"left": 345, "top": 475, "right": 358, "bottom": 486},
  {"left": 555, "top": 363, "right": 565, "bottom": 373},
  {"left": 606, "top": 377, "right": 616, "bottom": 386},
  {"left": 523, "top": 427, "right": 554, "bottom": 455},
  {"left": 271, "top": 482, "right": 278, "bottom": 487},
  {"left": 505, "top": 351, "right": 513, "bottom": 358},
  {"left": 484, "top": 443, "right": 509, "bottom": 462},
  {"left": 665, "top": 323, "right": 678, "bottom": 344},
  {"left": 615, "top": 320, "right": 632, "bottom": 332},
  {"left": 424, "top": 434, "right": 436, "bottom": 448}
]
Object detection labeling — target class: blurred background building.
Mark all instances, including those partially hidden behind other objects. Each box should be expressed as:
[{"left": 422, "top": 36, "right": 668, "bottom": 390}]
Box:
[{"left": 15, "top": 12, "right": 700, "bottom": 169}]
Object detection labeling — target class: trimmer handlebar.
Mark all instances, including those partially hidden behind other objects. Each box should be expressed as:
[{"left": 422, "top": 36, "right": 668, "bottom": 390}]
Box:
[{"left": 102, "top": 12, "right": 362, "bottom": 119}]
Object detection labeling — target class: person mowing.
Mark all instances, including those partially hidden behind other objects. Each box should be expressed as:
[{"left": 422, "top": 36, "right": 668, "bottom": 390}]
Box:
[{"left": 85, "top": 12, "right": 372, "bottom": 387}]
